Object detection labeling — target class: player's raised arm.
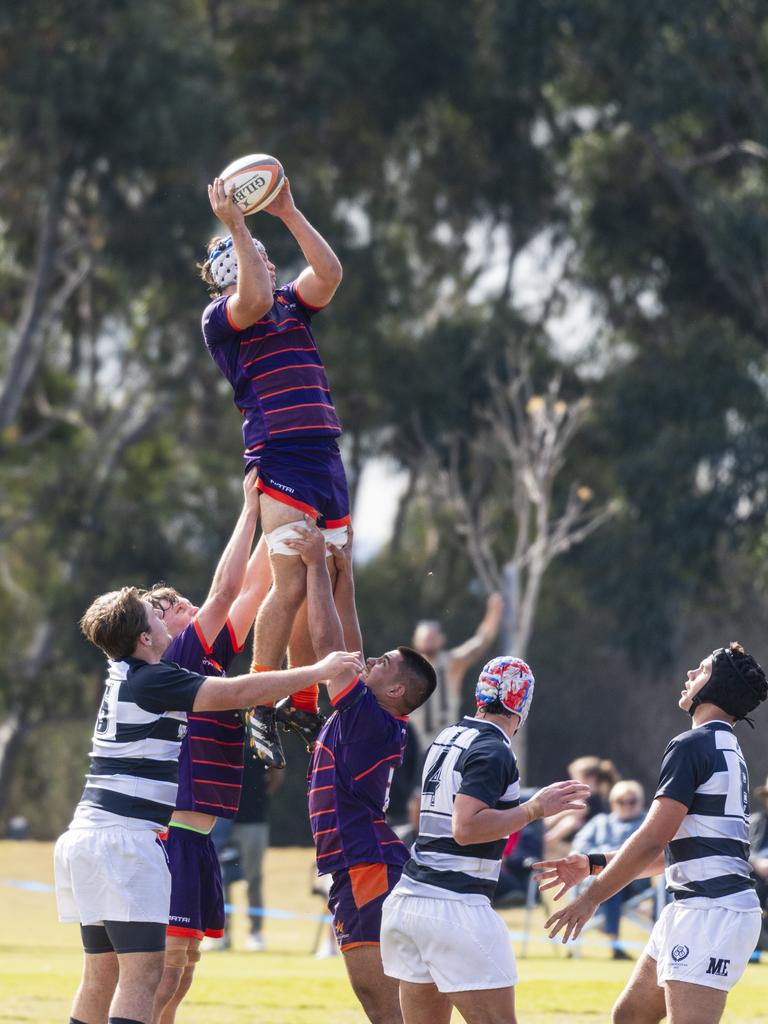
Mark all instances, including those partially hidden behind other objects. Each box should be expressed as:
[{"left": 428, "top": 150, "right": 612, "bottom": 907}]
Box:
[
  {"left": 283, "top": 518, "right": 362, "bottom": 700},
  {"left": 208, "top": 176, "right": 273, "bottom": 326},
  {"left": 265, "top": 178, "right": 342, "bottom": 309},
  {"left": 449, "top": 591, "right": 504, "bottom": 675},
  {"left": 194, "top": 472, "right": 261, "bottom": 646},
  {"left": 330, "top": 528, "right": 364, "bottom": 658},
  {"left": 227, "top": 534, "right": 272, "bottom": 649}
]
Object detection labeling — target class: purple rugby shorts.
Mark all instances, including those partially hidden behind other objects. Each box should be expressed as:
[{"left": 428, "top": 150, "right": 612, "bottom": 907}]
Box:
[
  {"left": 246, "top": 437, "right": 350, "bottom": 528},
  {"left": 161, "top": 826, "right": 225, "bottom": 940},
  {"left": 328, "top": 862, "right": 403, "bottom": 952}
]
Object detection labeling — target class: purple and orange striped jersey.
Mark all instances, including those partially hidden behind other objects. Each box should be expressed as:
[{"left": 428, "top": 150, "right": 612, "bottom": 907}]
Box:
[
  {"left": 201, "top": 282, "right": 342, "bottom": 458},
  {"left": 165, "top": 619, "right": 245, "bottom": 819},
  {"left": 308, "top": 678, "right": 410, "bottom": 874}
]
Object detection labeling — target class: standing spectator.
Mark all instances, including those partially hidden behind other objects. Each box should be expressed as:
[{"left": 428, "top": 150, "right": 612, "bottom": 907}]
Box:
[
  {"left": 571, "top": 780, "right": 649, "bottom": 959},
  {"left": 409, "top": 593, "right": 504, "bottom": 754},
  {"left": 232, "top": 752, "right": 282, "bottom": 950}
]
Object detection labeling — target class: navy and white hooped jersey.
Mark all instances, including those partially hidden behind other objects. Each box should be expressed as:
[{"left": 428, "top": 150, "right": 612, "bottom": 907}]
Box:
[
  {"left": 400, "top": 716, "right": 520, "bottom": 901},
  {"left": 656, "top": 720, "right": 758, "bottom": 911},
  {"left": 70, "top": 657, "right": 204, "bottom": 832}
]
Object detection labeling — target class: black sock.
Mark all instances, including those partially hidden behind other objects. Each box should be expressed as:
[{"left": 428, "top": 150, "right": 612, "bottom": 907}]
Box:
[
  {"left": 108, "top": 1018, "right": 144, "bottom": 1024},
  {"left": 70, "top": 1019, "right": 89, "bottom": 1024}
]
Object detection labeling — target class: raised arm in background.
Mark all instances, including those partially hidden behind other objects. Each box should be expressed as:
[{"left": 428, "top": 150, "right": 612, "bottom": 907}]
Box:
[
  {"left": 449, "top": 591, "right": 505, "bottom": 675},
  {"left": 195, "top": 473, "right": 261, "bottom": 646},
  {"left": 265, "top": 179, "right": 342, "bottom": 309}
]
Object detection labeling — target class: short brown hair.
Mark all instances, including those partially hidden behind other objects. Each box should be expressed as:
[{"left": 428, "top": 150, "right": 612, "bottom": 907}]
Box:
[
  {"left": 80, "top": 587, "right": 150, "bottom": 661},
  {"left": 144, "top": 583, "right": 182, "bottom": 613}
]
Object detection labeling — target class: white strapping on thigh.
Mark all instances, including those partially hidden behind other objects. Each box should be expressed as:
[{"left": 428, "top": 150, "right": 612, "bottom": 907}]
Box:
[
  {"left": 264, "top": 521, "right": 308, "bottom": 556},
  {"left": 322, "top": 525, "right": 349, "bottom": 549}
]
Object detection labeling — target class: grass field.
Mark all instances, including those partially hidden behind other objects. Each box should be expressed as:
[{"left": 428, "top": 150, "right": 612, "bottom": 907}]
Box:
[{"left": 1, "top": 841, "right": 766, "bottom": 1024}]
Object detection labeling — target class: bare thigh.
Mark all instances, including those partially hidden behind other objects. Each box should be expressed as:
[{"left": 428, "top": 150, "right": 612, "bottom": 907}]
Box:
[
  {"left": 259, "top": 491, "right": 308, "bottom": 533},
  {"left": 612, "top": 953, "right": 666, "bottom": 1024},
  {"left": 399, "top": 980, "right": 452, "bottom": 1024},
  {"left": 448, "top": 985, "right": 516, "bottom": 1024},
  {"left": 665, "top": 980, "right": 727, "bottom": 1024}
]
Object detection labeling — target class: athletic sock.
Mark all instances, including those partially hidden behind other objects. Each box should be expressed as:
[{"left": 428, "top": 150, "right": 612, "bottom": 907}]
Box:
[
  {"left": 70, "top": 1018, "right": 88, "bottom": 1024},
  {"left": 250, "top": 662, "right": 274, "bottom": 706},
  {"left": 291, "top": 684, "right": 319, "bottom": 714},
  {"left": 108, "top": 1018, "right": 144, "bottom": 1024}
]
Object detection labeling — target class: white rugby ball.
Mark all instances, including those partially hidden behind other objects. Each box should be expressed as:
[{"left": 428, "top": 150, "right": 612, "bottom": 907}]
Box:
[{"left": 220, "top": 153, "right": 285, "bottom": 215}]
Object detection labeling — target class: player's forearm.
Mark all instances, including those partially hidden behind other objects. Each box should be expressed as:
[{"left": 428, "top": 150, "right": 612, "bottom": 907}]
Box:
[
  {"left": 206, "top": 504, "right": 259, "bottom": 609},
  {"left": 333, "top": 571, "right": 362, "bottom": 656},
  {"left": 306, "top": 560, "right": 346, "bottom": 657},
  {"left": 193, "top": 664, "right": 321, "bottom": 711},
  {"left": 453, "top": 801, "right": 540, "bottom": 846},
  {"left": 231, "top": 219, "right": 272, "bottom": 312},
  {"left": 227, "top": 537, "right": 272, "bottom": 646},
  {"left": 281, "top": 209, "right": 342, "bottom": 283},
  {"left": 586, "top": 831, "right": 665, "bottom": 904}
]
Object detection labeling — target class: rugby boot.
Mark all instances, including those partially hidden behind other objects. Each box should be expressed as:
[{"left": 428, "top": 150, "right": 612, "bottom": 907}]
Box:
[
  {"left": 245, "top": 705, "right": 286, "bottom": 769},
  {"left": 275, "top": 696, "right": 326, "bottom": 752}
]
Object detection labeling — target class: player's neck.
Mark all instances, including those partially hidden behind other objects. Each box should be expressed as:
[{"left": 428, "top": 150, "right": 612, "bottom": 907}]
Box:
[
  {"left": 130, "top": 646, "right": 164, "bottom": 665},
  {"left": 475, "top": 710, "right": 518, "bottom": 740},
  {"left": 691, "top": 703, "right": 736, "bottom": 728}
]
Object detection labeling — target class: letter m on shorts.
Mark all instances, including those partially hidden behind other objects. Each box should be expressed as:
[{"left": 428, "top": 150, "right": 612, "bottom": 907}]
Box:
[{"left": 706, "top": 957, "right": 730, "bottom": 977}]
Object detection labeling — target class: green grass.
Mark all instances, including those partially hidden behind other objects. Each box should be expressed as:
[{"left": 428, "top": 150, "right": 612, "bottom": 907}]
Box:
[{"left": 1, "top": 841, "right": 767, "bottom": 1023}]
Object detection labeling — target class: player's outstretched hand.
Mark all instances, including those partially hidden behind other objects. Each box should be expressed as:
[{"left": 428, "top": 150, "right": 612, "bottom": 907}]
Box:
[
  {"left": 243, "top": 469, "right": 261, "bottom": 511},
  {"left": 208, "top": 177, "right": 245, "bottom": 231},
  {"left": 264, "top": 177, "right": 297, "bottom": 219},
  {"left": 532, "top": 853, "right": 589, "bottom": 902},
  {"left": 544, "top": 888, "right": 600, "bottom": 944},
  {"left": 315, "top": 650, "right": 364, "bottom": 685},
  {"left": 283, "top": 515, "right": 328, "bottom": 565},
  {"left": 330, "top": 525, "right": 354, "bottom": 576},
  {"left": 527, "top": 780, "right": 591, "bottom": 820}
]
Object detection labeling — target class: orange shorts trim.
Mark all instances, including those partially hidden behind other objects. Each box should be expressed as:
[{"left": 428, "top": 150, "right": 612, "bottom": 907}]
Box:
[{"left": 349, "top": 862, "right": 389, "bottom": 910}]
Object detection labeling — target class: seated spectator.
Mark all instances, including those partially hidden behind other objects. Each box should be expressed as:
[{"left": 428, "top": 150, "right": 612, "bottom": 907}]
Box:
[
  {"left": 572, "top": 779, "right": 649, "bottom": 959},
  {"left": 493, "top": 788, "right": 545, "bottom": 908},
  {"left": 749, "top": 774, "right": 768, "bottom": 953},
  {"left": 544, "top": 756, "right": 613, "bottom": 855}
]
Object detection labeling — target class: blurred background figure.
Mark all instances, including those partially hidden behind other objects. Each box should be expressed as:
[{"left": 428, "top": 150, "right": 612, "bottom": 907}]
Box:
[
  {"left": 544, "top": 756, "right": 616, "bottom": 855},
  {"left": 749, "top": 774, "right": 768, "bottom": 956},
  {"left": 6, "top": 815, "right": 29, "bottom": 840},
  {"left": 206, "top": 746, "right": 282, "bottom": 951},
  {"left": 571, "top": 779, "right": 649, "bottom": 959},
  {"left": 409, "top": 592, "right": 504, "bottom": 756}
]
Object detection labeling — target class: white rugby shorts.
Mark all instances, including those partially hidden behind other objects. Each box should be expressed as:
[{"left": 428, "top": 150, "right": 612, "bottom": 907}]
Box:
[
  {"left": 54, "top": 825, "right": 171, "bottom": 925},
  {"left": 381, "top": 889, "right": 518, "bottom": 992},
  {"left": 645, "top": 901, "right": 761, "bottom": 992}
]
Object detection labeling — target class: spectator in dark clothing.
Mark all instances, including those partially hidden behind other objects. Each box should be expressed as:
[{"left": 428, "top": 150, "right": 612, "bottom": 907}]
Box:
[{"left": 206, "top": 745, "right": 281, "bottom": 951}]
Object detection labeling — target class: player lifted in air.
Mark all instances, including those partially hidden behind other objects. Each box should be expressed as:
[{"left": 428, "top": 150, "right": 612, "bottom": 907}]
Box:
[
  {"left": 379, "top": 657, "right": 590, "bottom": 1024},
  {"left": 283, "top": 519, "right": 436, "bottom": 1024},
  {"left": 537, "top": 642, "right": 767, "bottom": 1024},
  {"left": 200, "top": 172, "right": 347, "bottom": 769}
]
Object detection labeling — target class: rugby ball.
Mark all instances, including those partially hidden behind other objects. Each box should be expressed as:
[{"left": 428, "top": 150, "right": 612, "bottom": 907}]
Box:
[{"left": 220, "top": 154, "right": 285, "bottom": 215}]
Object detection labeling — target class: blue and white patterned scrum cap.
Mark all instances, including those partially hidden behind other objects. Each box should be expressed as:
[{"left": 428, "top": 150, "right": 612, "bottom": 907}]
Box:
[
  {"left": 475, "top": 656, "right": 535, "bottom": 725},
  {"left": 208, "top": 235, "right": 266, "bottom": 290}
]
